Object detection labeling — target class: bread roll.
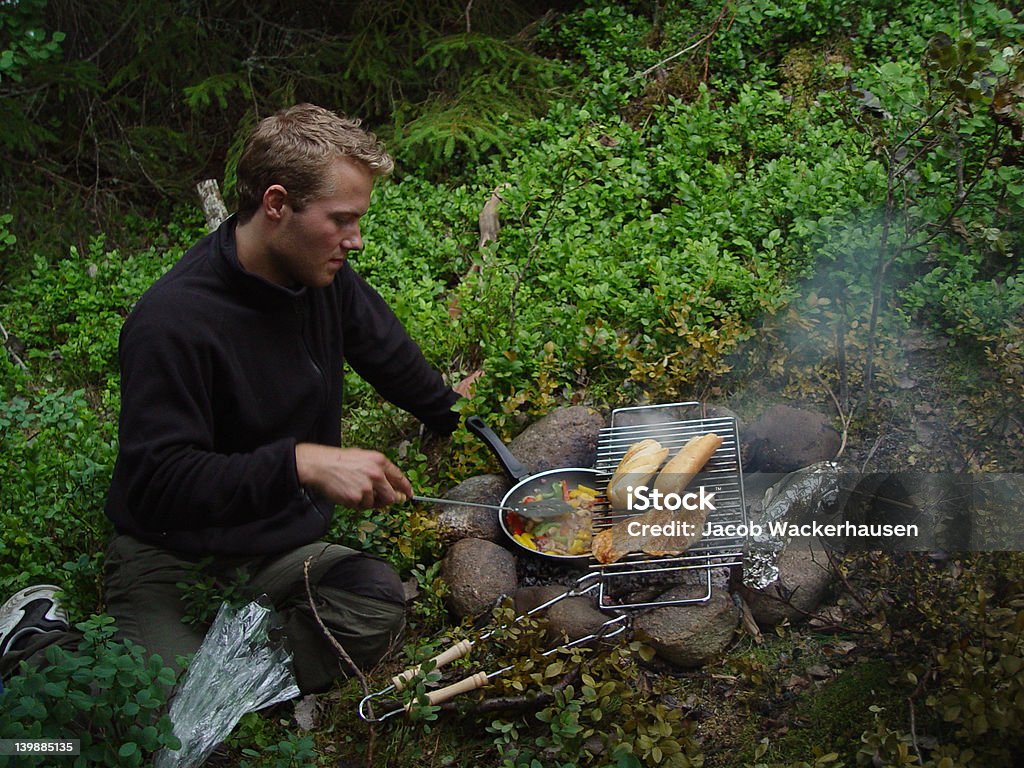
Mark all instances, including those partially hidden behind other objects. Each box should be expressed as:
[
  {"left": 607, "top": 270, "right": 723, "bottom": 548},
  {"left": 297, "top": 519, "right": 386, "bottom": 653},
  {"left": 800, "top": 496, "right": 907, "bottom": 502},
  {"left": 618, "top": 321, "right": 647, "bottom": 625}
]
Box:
[
  {"left": 606, "top": 439, "right": 669, "bottom": 509},
  {"left": 652, "top": 433, "right": 723, "bottom": 496}
]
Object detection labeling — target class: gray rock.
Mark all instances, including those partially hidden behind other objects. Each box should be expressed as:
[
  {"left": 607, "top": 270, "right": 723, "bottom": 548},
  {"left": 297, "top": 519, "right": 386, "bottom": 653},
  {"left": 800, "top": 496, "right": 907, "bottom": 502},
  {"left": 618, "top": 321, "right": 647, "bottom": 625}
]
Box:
[
  {"left": 611, "top": 403, "right": 695, "bottom": 427},
  {"left": 508, "top": 406, "right": 607, "bottom": 474},
  {"left": 440, "top": 538, "right": 518, "bottom": 618},
  {"left": 742, "top": 404, "right": 841, "bottom": 472},
  {"left": 433, "top": 474, "right": 510, "bottom": 544},
  {"left": 513, "top": 585, "right": 612, "bottom": 643},
  {"left": 739, "top": 541, "right": 835, "bottom": 627},
  {"left": 631, "top": 586, "right": 739, "bottom": 667}
]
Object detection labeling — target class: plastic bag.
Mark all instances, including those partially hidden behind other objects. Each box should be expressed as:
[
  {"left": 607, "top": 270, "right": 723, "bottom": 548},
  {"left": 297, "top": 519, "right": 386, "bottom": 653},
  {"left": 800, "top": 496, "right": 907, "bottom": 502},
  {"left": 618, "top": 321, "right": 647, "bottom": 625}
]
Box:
[{"left": 154, "top": 599, "right": 300, "bottom": 768}]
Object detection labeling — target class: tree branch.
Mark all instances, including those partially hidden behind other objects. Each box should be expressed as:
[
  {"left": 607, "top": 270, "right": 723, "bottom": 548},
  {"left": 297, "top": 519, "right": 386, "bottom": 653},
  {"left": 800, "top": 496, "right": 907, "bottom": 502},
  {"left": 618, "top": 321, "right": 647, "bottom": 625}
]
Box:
[
  {"left": 303, "top": 554, "right": 377, "bottom": 768},
  {"left": 0, "top": 321, "right": 28, "bottom": 370},
  {"left": 635, "top": 0, "right": 735, "bottom": 79}
]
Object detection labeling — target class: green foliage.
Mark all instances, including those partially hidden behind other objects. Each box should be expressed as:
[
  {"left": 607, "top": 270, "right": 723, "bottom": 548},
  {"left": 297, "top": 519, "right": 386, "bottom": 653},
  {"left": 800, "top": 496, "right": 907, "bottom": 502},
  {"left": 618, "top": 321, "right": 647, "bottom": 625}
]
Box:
[
  {"left": 0, "top": 0, "right": 577, "bottom": 254},
  {"left": 388, "top": 602, "right": 702, "bottom": 768},
  {"left": 487, "top": 639, "right": 701, "bottom": 768},
  {"left": 2, "top": 237, "right": 178, "bottom": 394},
  {"left": 345, "top": 81, "right": 879, "bottom": 439},
  {"left": 175, "top": 559, "right": 252, "bottom": 627},
  {"left": 0, "top": 388, "right": 114, "bottom": 617},
  {"left": 537, "top": 2, "right": 650, "bottom": 80},
  {"left": 213, "top": 711, "right": 323, "bottom": 767},
  {"left": 730, "top": 12, "right": 1024, "bottom": 416},
  {"left": 0, "top": 212, "right": 17, "bottom": 253},
  {"left": 0, "top": 0, "right": 66, "bottom": 156},
  {"left": 0, "top": 615, "right": 180, "bottom": 766},
  {"left": 0, "top": 0, "right": 65, "bottom": 84},
  {"left": 840, "top": 553, "right": 1024, "bottom": 766},
  {"left": 389, "top": 32, "right": 566, "bottom": 176},
  {"left": 649, "top": 0, "right": 1018, "bottom": 93},
  {"left": 237, "top": 733, "right": 318, "bottom": 768},
  {"left": 889, "top": 30, "right": 1024, "bottom": 339},
  {"left": 183, "top": 71, "right": 253, "bottom": 112}
]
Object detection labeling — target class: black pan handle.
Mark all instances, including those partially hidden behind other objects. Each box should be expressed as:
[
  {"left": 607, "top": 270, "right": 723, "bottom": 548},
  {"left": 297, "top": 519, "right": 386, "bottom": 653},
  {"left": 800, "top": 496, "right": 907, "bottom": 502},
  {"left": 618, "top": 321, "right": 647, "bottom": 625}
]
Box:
[{"left": 465, "top": 415, "right": 531, "bottom": 483}]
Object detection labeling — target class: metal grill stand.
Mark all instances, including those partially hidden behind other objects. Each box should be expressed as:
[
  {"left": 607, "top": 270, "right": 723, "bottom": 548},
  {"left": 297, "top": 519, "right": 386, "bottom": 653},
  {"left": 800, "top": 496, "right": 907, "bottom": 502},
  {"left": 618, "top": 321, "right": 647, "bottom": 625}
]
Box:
[{"left": 591, "top": 402, "right": 747, "bottom": 609}]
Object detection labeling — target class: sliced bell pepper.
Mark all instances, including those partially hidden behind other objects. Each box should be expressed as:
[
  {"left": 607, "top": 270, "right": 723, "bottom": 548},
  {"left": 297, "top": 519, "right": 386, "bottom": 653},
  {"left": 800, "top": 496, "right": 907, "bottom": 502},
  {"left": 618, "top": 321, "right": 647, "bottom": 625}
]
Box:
[
  {"left": 532, "top": 521, "right": 561, "bottom": 537},
  {"left": 513, "top": 532, "right": 535, "bottom": 549},
  {"left": 507, "top": 512, "right": 524, "bottom": 536}
]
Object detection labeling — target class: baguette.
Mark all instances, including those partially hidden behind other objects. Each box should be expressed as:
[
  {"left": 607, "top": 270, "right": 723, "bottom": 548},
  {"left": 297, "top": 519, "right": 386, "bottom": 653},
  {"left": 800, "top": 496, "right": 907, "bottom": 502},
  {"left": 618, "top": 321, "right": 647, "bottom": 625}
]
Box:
[
  {"left": 652, "top": 433, "right": 723, "bottom": 496},
  {"left": 593, "top": 432, "right": 723, "bottom": 564},
  {"left": 605, "top": 439, "right": 669, "bottom": 509}
]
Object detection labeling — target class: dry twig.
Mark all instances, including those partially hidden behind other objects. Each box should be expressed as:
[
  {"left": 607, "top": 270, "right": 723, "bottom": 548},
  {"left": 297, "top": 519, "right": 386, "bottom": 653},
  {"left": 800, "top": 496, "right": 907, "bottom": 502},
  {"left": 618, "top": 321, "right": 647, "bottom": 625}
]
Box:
[
  {"left": 635, "top": 0, "right": 736, "bottom": 79},
  {"left": 0, "top": 321, "right": 28, "bottom": 370},
  {"left": 303, "top": 554, "right": 376, "bottom": 768},
  {"left": 816, "top": 371, "right": 852, "bottom": 460}
]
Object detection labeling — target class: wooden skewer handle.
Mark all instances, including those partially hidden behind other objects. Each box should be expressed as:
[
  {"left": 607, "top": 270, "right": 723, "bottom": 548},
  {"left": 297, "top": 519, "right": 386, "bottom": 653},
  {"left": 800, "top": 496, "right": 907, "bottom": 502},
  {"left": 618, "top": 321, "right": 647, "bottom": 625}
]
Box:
[
  {"left": 391, "top": 638, "right": 473, "bottom": 692},
  {"left": 404, "top": 671, "right": 489, "bottom": 710}
]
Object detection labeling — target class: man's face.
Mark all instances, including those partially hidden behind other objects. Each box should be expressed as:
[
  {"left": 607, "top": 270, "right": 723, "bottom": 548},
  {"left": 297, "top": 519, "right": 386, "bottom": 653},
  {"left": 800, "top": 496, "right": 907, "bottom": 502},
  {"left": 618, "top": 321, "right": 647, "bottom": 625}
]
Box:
[{"left": 265, "top": 156, "right": 374, "bottom": 288}]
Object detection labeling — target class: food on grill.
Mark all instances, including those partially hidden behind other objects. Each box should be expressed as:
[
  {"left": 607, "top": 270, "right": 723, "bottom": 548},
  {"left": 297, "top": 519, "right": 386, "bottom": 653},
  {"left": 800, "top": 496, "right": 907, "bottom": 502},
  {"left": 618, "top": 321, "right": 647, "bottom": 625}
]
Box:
[
  {"left": 606, "top": 439, "right": 670, "bottom": 509},
  {"left": 591, "top": 504, "right": 708, "bottom": 563},
  {"left": 592, "top": 432, "right": 723, "bottom": 564},
  {"left": 652, "top": 432, "right": 724, "bottom": 496},
  {"left": 507, "top": 481, "right": 600, "bottom": 556}
]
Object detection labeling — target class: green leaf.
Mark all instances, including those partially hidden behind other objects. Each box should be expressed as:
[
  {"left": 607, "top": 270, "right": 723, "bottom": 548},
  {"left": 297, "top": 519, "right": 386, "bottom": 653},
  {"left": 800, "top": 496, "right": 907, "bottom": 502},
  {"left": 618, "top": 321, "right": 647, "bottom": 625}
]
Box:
[
  {"left": 118, "top": 742, "right": 138, "bottom": 758},
  {"left": 879, "top": 62, "right": 903, "bottom": 79}
]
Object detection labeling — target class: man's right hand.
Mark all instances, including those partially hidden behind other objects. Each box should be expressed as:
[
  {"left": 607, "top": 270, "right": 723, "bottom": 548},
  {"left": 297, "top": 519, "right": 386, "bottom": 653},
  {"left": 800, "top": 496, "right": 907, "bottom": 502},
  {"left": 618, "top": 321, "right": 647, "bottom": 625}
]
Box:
[{"left": 294, "top": 443, "right": 413, "bottom": 510}]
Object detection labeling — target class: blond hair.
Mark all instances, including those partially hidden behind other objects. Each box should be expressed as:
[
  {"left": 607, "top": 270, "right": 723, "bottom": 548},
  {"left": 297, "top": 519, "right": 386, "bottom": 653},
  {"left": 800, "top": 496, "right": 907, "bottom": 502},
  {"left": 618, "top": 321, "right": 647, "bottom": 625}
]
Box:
[{"left": 235, "top": 104, "right": 393, "bottom": 222}]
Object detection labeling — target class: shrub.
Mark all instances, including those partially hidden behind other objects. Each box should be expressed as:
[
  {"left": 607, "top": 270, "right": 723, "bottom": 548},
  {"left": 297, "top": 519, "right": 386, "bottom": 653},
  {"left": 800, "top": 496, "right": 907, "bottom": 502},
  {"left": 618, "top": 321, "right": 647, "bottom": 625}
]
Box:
[
  {"left": 0, "top": 387, "right": 114, "bottom": 616},
  {"left": 844, "top": 553, "right": 1024, "bottom": 765},
  {"left": 0, "top": 615, "right": 180, "bottom": 767}
]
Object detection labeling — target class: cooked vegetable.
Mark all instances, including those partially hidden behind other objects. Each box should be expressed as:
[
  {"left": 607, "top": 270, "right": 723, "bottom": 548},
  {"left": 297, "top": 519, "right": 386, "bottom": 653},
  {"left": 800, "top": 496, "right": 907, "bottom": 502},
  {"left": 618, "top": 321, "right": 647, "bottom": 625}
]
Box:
[{"left": 509, "top": 481, "right": 601, "bottom": 556}]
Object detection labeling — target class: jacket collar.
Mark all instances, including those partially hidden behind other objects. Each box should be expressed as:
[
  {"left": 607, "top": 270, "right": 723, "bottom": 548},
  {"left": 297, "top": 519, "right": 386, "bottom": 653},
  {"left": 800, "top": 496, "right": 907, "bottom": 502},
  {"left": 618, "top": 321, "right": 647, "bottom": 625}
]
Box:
[{"left": 209, "top": 214, "right": 308, "bottom": 306}]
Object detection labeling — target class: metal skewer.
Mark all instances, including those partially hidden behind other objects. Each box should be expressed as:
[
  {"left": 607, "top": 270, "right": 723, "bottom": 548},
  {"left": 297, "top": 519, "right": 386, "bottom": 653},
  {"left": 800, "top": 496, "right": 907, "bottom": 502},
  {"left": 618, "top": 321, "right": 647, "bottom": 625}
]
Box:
[
  {"left": 396, "top": 493, "right": 575, "bottom": 521},
  {"left": 358, "top": 575, "right": 612, "bottom": 722}
]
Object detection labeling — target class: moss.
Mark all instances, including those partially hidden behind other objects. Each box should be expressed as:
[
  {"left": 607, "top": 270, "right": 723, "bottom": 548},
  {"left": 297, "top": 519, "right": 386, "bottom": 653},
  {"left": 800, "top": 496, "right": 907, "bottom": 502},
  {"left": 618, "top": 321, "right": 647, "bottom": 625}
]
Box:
[{"left": 770, "top": 659, "right": 907, "bottom": 760}]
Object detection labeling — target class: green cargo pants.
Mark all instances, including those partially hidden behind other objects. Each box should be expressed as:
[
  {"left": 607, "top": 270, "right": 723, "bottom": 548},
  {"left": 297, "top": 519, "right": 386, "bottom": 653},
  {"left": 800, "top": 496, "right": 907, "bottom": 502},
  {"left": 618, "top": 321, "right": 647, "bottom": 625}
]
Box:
[{"left": 2, "top": 535, "right": 406, "bottom": 695}]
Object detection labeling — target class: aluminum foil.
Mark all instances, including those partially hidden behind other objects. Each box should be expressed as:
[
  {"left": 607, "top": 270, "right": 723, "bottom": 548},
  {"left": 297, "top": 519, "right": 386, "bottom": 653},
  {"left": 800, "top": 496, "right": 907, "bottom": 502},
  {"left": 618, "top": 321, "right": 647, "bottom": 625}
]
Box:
[
  {"left": 743, "top": 461, "right": 842, "bottom": 590},
  {"left": 154, "top": 599, "right": 300, "bottom": 768}
]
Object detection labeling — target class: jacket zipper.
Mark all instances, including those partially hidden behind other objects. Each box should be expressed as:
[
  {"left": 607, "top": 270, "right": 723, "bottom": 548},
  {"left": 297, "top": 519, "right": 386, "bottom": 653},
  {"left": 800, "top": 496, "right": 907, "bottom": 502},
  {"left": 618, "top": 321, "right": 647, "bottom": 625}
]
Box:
[{"left": 296, "top": 302, "right": 330, "bottom": 415}]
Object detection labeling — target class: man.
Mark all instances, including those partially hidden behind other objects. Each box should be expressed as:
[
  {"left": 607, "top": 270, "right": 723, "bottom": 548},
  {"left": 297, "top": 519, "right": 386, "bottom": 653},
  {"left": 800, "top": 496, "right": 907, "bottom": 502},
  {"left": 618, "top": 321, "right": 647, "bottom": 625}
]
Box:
[{"left": 1, "top": 104, "right": 472, "bottom": 694}]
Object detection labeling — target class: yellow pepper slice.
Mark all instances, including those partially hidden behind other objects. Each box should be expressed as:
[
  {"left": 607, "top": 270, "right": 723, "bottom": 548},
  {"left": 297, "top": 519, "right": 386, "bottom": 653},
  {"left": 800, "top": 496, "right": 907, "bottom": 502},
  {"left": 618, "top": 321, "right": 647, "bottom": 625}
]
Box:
[{"left": 513, "top": 532, "right": 536, "bottom": 549}]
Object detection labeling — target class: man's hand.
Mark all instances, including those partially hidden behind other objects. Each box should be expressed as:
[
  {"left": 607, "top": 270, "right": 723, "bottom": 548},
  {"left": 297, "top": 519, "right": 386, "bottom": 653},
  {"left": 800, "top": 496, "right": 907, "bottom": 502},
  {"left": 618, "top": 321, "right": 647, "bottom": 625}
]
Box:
[{"left": 294, "top": 443, "right": 412, "bottom": 510}]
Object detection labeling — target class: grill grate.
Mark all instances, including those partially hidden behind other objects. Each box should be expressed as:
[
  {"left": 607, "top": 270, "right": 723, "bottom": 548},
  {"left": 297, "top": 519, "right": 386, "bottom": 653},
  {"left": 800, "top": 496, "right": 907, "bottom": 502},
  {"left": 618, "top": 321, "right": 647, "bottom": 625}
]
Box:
[{"left": 589, "top": 402, "right": 747, "bottom": 608}]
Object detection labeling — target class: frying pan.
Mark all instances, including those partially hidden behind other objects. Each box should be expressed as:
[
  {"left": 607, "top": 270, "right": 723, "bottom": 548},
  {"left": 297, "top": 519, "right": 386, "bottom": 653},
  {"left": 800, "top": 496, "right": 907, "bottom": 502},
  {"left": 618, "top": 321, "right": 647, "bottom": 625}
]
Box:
[{"left": 465, "top": 416, "right": 603, "bottom": 561}]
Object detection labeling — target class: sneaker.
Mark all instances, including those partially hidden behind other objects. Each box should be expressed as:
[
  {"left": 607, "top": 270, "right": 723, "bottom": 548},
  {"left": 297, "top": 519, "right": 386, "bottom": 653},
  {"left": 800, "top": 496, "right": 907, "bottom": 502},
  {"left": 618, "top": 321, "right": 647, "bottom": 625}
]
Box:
[{"left": 0, "top": 585, "right": 70, "bottom": 657}]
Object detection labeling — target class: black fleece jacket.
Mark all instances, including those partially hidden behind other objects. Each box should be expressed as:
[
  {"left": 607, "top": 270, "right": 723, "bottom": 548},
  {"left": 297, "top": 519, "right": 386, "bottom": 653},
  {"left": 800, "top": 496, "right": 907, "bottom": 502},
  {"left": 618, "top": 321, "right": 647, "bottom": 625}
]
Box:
[{"left": 105, "top": 216, "right": 459, "bottom": 556}]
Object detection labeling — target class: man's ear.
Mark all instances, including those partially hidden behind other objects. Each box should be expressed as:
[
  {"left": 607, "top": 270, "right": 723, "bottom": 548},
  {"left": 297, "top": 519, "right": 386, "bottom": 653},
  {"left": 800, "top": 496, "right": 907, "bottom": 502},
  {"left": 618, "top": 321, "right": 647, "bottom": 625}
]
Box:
[{"left": 262, "top": 184, "right": 288, "bottom": 221}]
